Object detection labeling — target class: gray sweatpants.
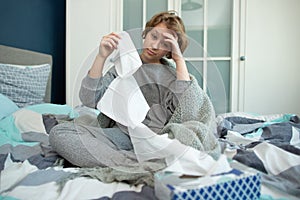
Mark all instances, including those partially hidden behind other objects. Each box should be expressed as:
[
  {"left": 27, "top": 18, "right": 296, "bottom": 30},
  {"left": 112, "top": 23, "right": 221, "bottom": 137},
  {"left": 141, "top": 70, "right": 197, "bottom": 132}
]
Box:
[{"left": 49, "top": 116, "right": 137, "bottom": 168}]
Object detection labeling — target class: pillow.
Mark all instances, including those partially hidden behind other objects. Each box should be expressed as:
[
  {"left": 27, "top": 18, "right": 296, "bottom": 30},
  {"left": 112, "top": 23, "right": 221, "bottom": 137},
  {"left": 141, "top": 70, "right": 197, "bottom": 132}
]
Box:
[
  {"left": 0, "top": 93, "right": 19, "bottom": 120},
  {"left": 0, "top": 63, "right": 51, "bottom": 108},
  {"left": 13, "top": 109, "right": 47, "bottom": 134}
]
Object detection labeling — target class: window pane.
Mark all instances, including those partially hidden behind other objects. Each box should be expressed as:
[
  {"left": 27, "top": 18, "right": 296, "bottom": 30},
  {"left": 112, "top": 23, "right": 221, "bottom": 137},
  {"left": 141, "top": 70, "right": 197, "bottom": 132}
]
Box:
[
  {"left": 123, "top": 0, "right": 143, "bottom": 30},
  {"left": 181, "top": 0, "right": 204, "bottom": 55},
  {"left": 186, "top": 61, "right": 203, "bottom": 88},
  {"left": 184, "top": 30, "right": 204, "bottom": 57},
  {"left": 207, "top": 61, "right": 230, "bottom": 113},
  {"left": 207, "top": 0, "right": 232, "bottom": 57},
  {"left": 146, "top": 0, "right": 168, "bottom": 21}
]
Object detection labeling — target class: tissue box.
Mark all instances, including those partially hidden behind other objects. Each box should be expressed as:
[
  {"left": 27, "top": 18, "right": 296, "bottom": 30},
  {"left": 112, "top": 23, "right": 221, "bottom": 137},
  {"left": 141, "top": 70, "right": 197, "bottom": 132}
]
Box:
[{"left": 154, "top": 169, "right": 261, "bottom": 200}]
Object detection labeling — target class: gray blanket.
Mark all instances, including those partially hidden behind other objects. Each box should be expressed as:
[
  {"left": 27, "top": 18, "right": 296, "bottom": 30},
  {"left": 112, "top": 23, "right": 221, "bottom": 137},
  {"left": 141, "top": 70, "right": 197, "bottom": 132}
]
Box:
[{"left": 218, "top": 114, "right": 300, "bottom": 196}]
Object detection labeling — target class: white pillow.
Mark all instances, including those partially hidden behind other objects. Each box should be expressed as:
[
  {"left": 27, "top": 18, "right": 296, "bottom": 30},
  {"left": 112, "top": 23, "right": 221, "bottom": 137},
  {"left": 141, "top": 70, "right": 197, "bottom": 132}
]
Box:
[
  {"left": 0, "top": 63, "right": 51, "bottom": 108},
  {"left": 13, "top": 109, "right": 47, "bottom": 134}
]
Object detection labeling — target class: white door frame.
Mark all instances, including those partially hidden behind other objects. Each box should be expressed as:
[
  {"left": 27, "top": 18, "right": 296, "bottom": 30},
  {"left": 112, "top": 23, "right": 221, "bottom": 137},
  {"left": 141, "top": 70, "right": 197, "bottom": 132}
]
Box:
[{"left": 231, "top": 0, "right": 244, "bottom": 112}]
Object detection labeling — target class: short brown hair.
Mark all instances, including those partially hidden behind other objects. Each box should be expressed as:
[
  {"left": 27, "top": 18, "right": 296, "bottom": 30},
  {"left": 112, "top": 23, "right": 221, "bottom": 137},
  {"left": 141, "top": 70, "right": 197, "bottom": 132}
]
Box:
[{"left": 142, "top": 11, "right": 189, "bottom": 58}]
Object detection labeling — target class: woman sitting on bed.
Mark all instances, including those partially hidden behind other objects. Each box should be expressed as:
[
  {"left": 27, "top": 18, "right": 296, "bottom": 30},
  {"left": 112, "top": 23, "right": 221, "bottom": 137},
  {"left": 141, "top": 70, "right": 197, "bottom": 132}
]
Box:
[{"left": 49, "top": 11, "right": 219, "bottom": 170}]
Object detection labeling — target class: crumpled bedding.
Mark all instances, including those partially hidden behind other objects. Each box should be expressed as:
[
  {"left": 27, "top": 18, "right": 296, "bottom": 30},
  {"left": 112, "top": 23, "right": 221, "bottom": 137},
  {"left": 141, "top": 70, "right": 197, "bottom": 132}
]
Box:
[
  {"left": 0, "top": 104, "right": 149, "bottom": 200},
  {"left": 217, "top": 113, "right": 300, "bottom": 196},
  {"left": 1, "top": 102, "right": 300, "bottom": 199}
]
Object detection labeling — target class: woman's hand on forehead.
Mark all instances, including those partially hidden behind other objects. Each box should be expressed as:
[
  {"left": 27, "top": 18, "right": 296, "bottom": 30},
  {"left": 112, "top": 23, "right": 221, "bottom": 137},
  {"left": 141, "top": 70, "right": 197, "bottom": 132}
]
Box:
[
  {"left": 154, "top": 27, "right": 177, "bottom": 40},
  {"left": 162, "top": 32, "right": 179, "bottom": 49},
  {"left": 162, "top": 32, "right": 183, "bottom": 61},
  {"left": 162, "top": 32, "right": 178, "bottom": 41}
]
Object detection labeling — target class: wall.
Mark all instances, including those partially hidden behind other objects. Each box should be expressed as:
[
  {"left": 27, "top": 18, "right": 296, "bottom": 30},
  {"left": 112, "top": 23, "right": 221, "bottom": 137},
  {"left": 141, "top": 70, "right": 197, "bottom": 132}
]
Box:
[
  {"left": 240, "top": 0, "right": 300, "bottom": 116},
  {"left": 66, "top": 0, "right": 113, "bottom": 107},
  {"left": 0, "top": 0, "right": 66, "bottom": 104}
]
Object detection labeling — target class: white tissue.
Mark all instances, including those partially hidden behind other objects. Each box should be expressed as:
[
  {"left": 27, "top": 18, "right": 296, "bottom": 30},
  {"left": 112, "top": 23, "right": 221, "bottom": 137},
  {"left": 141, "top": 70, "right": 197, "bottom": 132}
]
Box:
[
  {"left": 97, "top": 76, "right": 149, "bottom": 128},
  {"left": 97, "top": 31, "right": 149, "bottom": 129},
  {"left": 112, "top": 31, "right": 142, "bottom": 78},
  {"left": 129, "top": 124, "right": 231, "bottom": 176}
]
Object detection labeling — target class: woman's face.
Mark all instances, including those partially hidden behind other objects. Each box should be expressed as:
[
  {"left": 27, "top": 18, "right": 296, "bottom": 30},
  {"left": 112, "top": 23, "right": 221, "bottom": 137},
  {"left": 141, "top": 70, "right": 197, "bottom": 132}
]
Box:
[{"left": 140, "top": 23, "right": 173, "bottom": 64}]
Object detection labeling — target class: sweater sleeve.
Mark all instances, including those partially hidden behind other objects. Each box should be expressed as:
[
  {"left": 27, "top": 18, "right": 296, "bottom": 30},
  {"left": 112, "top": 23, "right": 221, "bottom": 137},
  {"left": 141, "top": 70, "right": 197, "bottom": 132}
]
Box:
[
  {"left": 161, "top": 76, "right": 221, "bottom": 160},
  {"left": 174, "top": 79, "right": 192, "bottom": 95},
  {"left": 166, "top": 79, "right": 191, "bottom": 115},
  {"left": 79, "top": 67, "right": 117, "bottom": 108}
]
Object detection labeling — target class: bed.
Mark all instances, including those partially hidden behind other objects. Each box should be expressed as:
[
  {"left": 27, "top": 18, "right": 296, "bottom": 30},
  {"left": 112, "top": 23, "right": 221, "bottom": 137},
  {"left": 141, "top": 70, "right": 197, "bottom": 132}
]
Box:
[{"left": 0, "top": 45, "right": 299, "bottom": 200}]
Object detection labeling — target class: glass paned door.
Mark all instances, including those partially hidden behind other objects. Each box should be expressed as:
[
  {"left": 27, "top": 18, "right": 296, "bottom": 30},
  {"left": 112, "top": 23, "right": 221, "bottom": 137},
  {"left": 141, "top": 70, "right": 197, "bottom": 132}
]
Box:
[
  {"left": 123, "top": 0, "right": 143, "bottom": 30},
  {"left": 181, "top": 0, "right": 232, "bottom": 113},
  {"left": 123, "top": 0, "right": 233, "bottom": 114},
  {"left": 146, "top": 0, "right": 168, "bottom": 22},
  {"left": 181, "top": 0, "right": 204, "bottom": 48},
  {"left": 207, "top": 0, "right": 232, "bottom": 57},
  {"left": 123, "top": 0, "right": 168, "bottom": 31},
  {"left": 123, "top": 0, "right": 168, "bottom": 53}
]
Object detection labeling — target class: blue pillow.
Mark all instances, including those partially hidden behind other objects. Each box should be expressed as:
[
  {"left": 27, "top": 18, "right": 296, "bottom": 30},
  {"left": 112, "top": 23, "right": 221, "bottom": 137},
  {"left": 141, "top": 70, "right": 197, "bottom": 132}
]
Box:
[
  {"left": 0, "top": 63, "right": 51, "bottom": 108},
  {"left": 0, "top": 93, "right": 19, "bottom": 120}
]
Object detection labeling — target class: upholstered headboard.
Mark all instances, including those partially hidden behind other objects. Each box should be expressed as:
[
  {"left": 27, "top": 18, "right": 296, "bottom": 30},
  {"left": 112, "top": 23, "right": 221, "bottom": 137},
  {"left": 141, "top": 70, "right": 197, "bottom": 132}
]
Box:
[{"left": 0, "top": 45, "right": 52, "bottom": 103}]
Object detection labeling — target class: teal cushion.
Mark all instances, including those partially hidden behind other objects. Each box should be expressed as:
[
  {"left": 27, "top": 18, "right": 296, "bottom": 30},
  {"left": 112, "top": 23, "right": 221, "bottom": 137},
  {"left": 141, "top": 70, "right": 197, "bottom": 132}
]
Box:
[{"left": 0, "top": 93, "right": 19, "bottom": 120}]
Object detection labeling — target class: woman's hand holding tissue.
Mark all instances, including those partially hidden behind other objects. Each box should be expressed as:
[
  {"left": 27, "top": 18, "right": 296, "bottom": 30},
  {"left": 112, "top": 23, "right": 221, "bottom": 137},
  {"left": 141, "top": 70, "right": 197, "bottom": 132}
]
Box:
[
  {"left": 88, "top": 32, "right": 121, "bottom": 78},
  {"left": 99, "top": 32, "right": 121, "bottom": 59}
]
